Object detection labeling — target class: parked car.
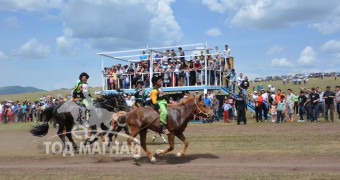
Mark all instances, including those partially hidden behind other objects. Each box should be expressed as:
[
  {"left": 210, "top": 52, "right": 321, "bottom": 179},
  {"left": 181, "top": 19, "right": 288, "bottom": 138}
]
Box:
[
  {"left": 308, "top": 73, "right": 316, "bottom": 78},
  {"left": 314, "top": 73, "right": 322, "bottom": 78},
  {"left": 295, "top": 74, "right": 305, "bottom": 79},
  {"left": 272, "top": 76, "right": 282, "bottom": 81},
  {"left": 324, "top": 73, "right": 331, "bottom": 77},
  {"left": 254, "top": 77, "right": 264, "bottom": 82},
  {"left": 265, "top": 76, "right": 272, "bottom": 81}
]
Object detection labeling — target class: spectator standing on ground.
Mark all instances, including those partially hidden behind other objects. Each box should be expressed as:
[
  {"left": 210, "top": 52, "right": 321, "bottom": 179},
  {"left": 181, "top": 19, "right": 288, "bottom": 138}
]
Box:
[
  {"left": 270, "top": 102, "right": 277, "bottom": 123},
  {"left": 298, "top": 91, "right": 308, "bottom": 122},
  {"left": 286, "top": 89, "right": 295, "bottom": 122},
  {"left": 254, "top": 91, "right": 263, "bottom": 122},
  {"left": 228, "top": 93, "right": 236, "bottom": 122},
  {"left": 261, "top": 89, "right": 269, "bottom": 121},
  {"left": 235, "top": 92, "right": 247, "bottom": 125},
  {"left": 323, "top": 86, "right": 336, "bottom": 122},
  {"left": 277, "top": 96, "right": 286, "bottom": 123},
  {"left": 305, "top": 88, "right": 319, "bottom": 122},
  {"left": 223, "top": 99, "right": 232, "bottom": 123},
  {"left": 203, "top": 94, "right": 211, "bottom": 107},
  {"left": 317, "top": 87, "right": 325, "bottom": 118},
  {"left": 335, "top": 86, "right": 340, "bottom": 121},
  {"left": 211, "top": 96, "right": 220, "bottom": 122},
  {"left": 294, "top": 92, "right": 299, "bottom": 115}
]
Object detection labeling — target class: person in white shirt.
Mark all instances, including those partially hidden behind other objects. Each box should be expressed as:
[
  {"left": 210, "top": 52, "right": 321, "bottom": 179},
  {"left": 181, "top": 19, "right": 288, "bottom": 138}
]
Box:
[
  {"left": 222, "top": 44, "right": 231, "bottom": 67},
  {"left": 286, "top": 89, "right": 295, "bottom": 122},
  {"left": 261, "top": 89, "right": 269, "bottom": 120},
  {"left": 208, "top": 90, "right": 215, "bottom": 100},
  {"left": 237, "top": 73, "right": 244, "bottom": 87}
]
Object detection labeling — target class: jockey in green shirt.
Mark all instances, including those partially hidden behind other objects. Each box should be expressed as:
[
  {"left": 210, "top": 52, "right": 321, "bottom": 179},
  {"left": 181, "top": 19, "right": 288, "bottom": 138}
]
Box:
[
  {"left": 73, "top": 72, "right": 91, "bottom": 127},
  {"left": 150, "top": 75, "right": 169, "bottom": 134},
  {"left": 134, "top": 80, "right": 148, "bottom": 108}
]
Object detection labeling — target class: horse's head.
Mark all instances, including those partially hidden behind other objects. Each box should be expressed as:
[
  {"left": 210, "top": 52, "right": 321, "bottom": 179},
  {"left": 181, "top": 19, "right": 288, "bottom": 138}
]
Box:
[
  {"left": 193, "top": 94, "right": 215, "bottom": 120},
  {"left": 96, "top": 94, "right": 129, "bottom": 112}
]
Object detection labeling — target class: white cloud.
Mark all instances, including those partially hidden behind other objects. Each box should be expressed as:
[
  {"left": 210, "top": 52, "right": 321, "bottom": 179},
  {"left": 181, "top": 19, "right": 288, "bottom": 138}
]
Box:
[
  {"left": 311, "top": 17, "right": 340, "bottom": 35},
  {"left": 320, "top": 40, "right": 340, "bottom": 53},
  {"left": 4, "top": 16, "right": 20, "bottom": 30},
  {"left": 56, "top": 27, "right": 76, "bottom": 56},
  {"left": 270, "top": 58, "right": 292, "bottom": 67},
  {"left": 0, "top": 51, "right": 8, "bottom": 61},
  {"left": 0, "top": 0, "right": 63, "bottom": 11},
  {"left": 202, "top": 0, "right": 244, "bottom": 13},
  {"left": 14, "top": 38, "right": 51, "bottom": 59},
  {"left": 298, "top": 46, "right": 317, "bottom": 65},
  {"left": 202, "top": 0, "right": 340, "bottom": 34},
  {"left": 267, "top": 45, "right": 284, "bottom": 55},
  {"left": 60, "top": 0, "right": 182, "bottom": 50},
  {"left": 205, "top": 27, "right": 222, "bottom": 37},
  {"left": 56, "top": 36, "right": 76, "bottom": 56}
]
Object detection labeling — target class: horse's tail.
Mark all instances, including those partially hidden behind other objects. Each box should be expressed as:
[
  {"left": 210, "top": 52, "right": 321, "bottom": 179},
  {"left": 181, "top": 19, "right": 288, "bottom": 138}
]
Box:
[{"left": 30, "top": 106, "right": 54, "bottom": 137}]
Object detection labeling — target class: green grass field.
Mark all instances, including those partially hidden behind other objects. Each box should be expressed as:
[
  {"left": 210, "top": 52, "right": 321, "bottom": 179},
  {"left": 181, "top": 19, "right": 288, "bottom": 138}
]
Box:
[{"left": 251, "top": 77, "right": 339, "bottom": 94}]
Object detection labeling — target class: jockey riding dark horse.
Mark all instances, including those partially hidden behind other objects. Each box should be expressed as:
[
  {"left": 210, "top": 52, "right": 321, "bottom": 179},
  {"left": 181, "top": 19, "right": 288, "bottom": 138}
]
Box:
[
  {"left": 133, "top": 79, "right": 148, "bottom": 109},
  {"left": 73, "top": 72, "right": 91, "bottom": 127}
]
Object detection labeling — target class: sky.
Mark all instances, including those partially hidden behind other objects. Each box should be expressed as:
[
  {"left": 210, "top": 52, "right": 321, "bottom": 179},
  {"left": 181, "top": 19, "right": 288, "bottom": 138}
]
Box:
[{"left": 0, "top": 0, "right": 339, "bottom": 90}]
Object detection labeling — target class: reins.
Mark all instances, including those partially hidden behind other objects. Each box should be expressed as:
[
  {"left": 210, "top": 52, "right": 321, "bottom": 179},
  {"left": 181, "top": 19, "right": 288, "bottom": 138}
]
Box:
[{"left": 183, "top": 99, "right": 212, "bottom": 117}]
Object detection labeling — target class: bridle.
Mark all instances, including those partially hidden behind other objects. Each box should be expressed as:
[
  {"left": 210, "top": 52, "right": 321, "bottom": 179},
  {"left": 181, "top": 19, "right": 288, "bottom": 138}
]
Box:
[{"left": 184, "top": 98, "right": 213, "bottom": 118}]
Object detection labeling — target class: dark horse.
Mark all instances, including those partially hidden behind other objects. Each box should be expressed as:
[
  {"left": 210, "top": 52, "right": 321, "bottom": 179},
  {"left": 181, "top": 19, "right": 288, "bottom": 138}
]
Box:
[
  {"left": 125, "top": 94, "right": 214, "bottom": 162},
  {"left": 30, "top": 94, "right": 129, "bottom": 150}
]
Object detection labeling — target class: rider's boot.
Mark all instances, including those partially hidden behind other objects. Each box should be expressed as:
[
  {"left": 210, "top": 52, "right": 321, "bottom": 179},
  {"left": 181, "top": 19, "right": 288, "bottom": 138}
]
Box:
[
  {"left": 160, "top": 123, "right": 170, "bottom": 135},
  {"left": 84, "top": 109, "right": 90, "bottom": 128}
]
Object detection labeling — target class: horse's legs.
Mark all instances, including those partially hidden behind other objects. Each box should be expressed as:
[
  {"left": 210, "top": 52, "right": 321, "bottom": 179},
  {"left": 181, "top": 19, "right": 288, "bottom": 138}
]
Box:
[
  {"left": 127, "top": 126, "right": 140, "bottom": 158},
  {"left": 156, "top": 132, "right": 175, "bottom": 155},
  {"left": 160, "top": 133, "right": 167, "bottom": 143},
  {"left": 139, "top": 129, "right": 156, "bottom": 162},
  {"left": 175, "top": 132, "right": 189, "bottom": 157},
  {"left": 57, "top": 124, "right": 66, "bottom": 151},
  {"left": 65, "top": 124, "right": 78, "bottom": 150}
]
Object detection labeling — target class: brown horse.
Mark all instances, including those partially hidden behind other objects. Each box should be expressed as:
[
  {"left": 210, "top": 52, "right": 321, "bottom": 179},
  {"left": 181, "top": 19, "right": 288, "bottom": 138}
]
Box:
[{"left": 125, "top": 94, "right": 214, "bottom": 162}]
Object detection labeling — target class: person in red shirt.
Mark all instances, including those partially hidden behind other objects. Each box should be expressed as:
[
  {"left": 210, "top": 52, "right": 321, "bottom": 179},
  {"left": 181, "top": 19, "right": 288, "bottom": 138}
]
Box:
[
  {"left": 255, "top": 91, "right": 263, "bottom": 122},
  {"left": 275, "top": 89, "right": 286, "bottom": 104}
]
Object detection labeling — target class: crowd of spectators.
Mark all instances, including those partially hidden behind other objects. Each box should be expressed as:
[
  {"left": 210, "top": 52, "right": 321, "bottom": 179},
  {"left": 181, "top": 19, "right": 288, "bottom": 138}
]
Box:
[
  {"left": 0, "top": 95, "right": 70, "bottom": 124},
  {"left": 102, "top": 45, "right": 232, "bottom": 90},
  {"left": 250, "top": 86, "right": 340, "bottom": 123}
]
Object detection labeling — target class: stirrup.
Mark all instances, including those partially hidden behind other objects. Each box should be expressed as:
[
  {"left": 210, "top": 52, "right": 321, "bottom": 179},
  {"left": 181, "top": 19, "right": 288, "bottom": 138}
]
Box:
[{"left": 162, "top": 128, "right": 170, "bottom": 135}]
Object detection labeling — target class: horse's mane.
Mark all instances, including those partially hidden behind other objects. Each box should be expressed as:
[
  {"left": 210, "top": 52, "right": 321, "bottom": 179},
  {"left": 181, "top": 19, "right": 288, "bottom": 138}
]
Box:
[
  {"left": 95, "top": 93, "right": 129, "bottom": 111},
  {"left": 96, "top": 94, "right": 118, "bottom": 102},
  {"left": 171, "top": 95, "right": 196, "bottom": 106}
]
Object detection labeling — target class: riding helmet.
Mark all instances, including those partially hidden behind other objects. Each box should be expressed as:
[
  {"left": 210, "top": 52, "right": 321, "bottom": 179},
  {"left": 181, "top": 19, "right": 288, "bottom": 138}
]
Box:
[
  {"left": 151, "top": 75, "right": 162, "bottom": 85},
  {"left": 79, "top": 72, "right": 89, "bottom": 80},
  {"left": 136, "top": 79, "right": 144, "bottom": 85}
]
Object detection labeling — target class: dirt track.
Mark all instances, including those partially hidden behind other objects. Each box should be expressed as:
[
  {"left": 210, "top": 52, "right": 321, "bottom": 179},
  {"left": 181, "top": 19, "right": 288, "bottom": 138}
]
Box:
[{"left": 0, "top": 122, "right": 340, "bottom": 179}]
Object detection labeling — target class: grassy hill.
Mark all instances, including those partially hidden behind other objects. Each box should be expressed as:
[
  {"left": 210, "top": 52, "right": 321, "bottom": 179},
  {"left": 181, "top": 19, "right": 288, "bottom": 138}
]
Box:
[
  {"left": 0, "top": 87, "right": 102, "bottom": 102},
  {"left": 0, "top": 77, "right": 338, "bottom": 102},
  {"left": 0, "top": 86, "right": 46, "bottom": 95},
  {"left": 251, "top": 77, "right": 339, "bottom": 93}
]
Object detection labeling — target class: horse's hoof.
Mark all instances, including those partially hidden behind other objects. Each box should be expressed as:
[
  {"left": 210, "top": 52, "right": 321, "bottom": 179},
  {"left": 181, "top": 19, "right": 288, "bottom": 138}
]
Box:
[
  {"left": 156, "top": 150, "right": 163, "bottom": 155},
  {"left": 176, "top": 152, "right": 183, "bottom": 157},
  {"left": 150, "top": 157, "right": 157, "bottom": 163},
  {"left": 133, "top": 154, "right": 141, "bottom": 160}
]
